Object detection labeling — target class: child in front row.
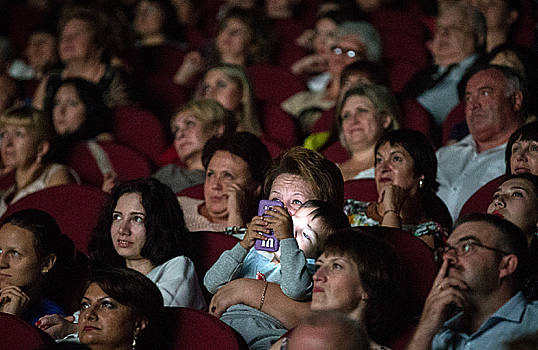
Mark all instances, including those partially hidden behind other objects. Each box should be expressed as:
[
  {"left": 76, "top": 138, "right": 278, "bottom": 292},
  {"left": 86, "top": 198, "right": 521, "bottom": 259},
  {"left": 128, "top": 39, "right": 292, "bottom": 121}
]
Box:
[{"left": 204, "top": 200, "right": 350, "bottom": 350}]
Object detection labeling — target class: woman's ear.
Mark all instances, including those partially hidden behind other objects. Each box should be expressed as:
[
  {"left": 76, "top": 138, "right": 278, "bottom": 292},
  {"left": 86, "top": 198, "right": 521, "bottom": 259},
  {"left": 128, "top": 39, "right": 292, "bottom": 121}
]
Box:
[
  {"left": 37, "top": 141, "right": 50, "bottom": 160},
  {"left": 216, "top": 125, "right": 225, "bottom": 137},
  {"left": 254, "top": 183, "right": 262, "bottom": 198},
  {"left": 381, "top": 112, "right": 392, "bottom": 130},
  {"left": 42, "top": 253, "right": 57, "bottom": 274}
]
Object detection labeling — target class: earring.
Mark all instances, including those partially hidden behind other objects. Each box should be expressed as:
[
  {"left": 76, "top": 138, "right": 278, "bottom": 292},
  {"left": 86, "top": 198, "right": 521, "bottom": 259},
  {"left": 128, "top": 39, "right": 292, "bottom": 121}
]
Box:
[
  {"left": 132, "top": 330, "right": 138, "bottom": 350},
  {"left": 41, "top": 268, "right": 48, "bottom": 274},
  {"left": 419, "top": 180, "right": 424, "bottom": 188}
]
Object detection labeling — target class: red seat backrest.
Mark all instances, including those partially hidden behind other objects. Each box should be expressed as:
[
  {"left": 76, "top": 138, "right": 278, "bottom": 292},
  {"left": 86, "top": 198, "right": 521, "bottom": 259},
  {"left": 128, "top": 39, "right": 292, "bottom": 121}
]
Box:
[
  {"left": 247, "top": 65, "right": 305, "bottom": 105},
  {"left": 0, "top": 184, "right": 107, "bottom": 255},
  {"left": 161, "top": 307, "right": 249, "bottom": 350},
  {"left": 0, "top": 312, "right": 56, "bottom": 350},
  {"left": 344, "top": 178, "right": 378, "bottom": 202},
  {"left": 69, "top": 141, "right": 152, "bottom": 189},
  {"left": 185, "top": 231, "right": 240, "bottom": 306},
  {"left": 458, "top": 175, "right": 504, "bottom": 218},
  {"left": 177, "top": 183, "right": 205, "bottom": 200},
  {"left": 321, "top": 141, "right": 350, "bottom": 164},
  {"left": 113, "top": 105, "right": 167, "bottom": 166},
  {"left": 442, "top": 101, "right": 466, "bottom": 146}
]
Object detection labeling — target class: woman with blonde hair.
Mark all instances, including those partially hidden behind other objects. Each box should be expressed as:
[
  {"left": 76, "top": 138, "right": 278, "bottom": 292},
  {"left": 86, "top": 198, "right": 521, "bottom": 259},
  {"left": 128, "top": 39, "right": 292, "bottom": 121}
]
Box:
[
  {"left": 0, "top": 106, "right": 78, "bottom": 216},
  {"left": 153, "top": 99, "right": 236, "bottom": 193}
]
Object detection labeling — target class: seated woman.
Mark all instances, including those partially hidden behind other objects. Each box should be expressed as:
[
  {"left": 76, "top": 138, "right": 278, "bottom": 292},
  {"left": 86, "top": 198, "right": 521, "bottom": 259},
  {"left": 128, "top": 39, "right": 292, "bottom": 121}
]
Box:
[
  {"left": 44, "top": 77, "right": 151, "bottom": 192},
  {"left": 211, "top": 228, "right": 407, "bottom": 350},
  {"left": 344, "top": 129, "right": 449, "bottom": 249},
  {"left": 331, "top": 84, "right": 399, "bottom": 181},
  {"left": 506, "top": 121, "right": 538, "bottom": 176},
  {"left": 0, "top": 209, "right": 76, "bottom": 325},
  {"left": 39, "top": 177, "right": 205, "bottom": 340},
  {"left": 0, "top": 106, "right": 78, "bottom": 216},
  {"left": 77, "top": 268, "right": 164, "bottom": 350},
  {"left": 153, "top": 99, "right": 236, "bottom": 193},
  {"left": 178, "top": 131, "right": 271, "bottom": 232}
]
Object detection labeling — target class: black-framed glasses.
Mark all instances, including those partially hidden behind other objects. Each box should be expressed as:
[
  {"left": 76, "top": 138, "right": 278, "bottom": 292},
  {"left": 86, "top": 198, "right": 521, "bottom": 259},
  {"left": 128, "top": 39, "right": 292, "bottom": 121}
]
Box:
[
  {"left": 434, "top": 240, "right": 512, "bottom": 262},
  {"left": 331, "top": 46, "right": 358, "bottom": 58}
]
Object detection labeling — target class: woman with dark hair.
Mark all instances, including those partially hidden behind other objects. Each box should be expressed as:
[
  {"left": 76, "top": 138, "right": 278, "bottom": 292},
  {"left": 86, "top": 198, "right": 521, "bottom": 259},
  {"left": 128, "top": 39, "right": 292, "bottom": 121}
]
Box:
[
  {"left": 344, "top": 129, "right": 449, "bottom": 249},
  {"left": 39, "top": 178, "right": 205, "bottom": 340},
  {"left": 88, "top": 177, "right": 205, "bottom": 308},
  {"left": 45, "top": 77, "right": 151, "bottom": 191},
  {"left": 506, "top": 121, "right": 538, "bottom": 175},
  {"left": 33, "top": 6, "right": 130, "bottom": 110},
  {"left": 178, "top": 131, "right": 271, "bottom": 232},
  {"left": 0, "top": 209, "right": 76, "bottom": 325},
  {"left": 78, "top": 268, "right": 164, "bottom": 350}
]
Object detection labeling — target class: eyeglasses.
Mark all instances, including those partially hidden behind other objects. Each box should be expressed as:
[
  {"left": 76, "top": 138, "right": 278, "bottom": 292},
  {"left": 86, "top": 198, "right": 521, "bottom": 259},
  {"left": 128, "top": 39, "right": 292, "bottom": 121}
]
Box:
[
  {"left": 434, "top": 240, "right": 512, "bottom": 262},
  {"left": 331, "top": 46, "right": 358, "bottom": 58}
]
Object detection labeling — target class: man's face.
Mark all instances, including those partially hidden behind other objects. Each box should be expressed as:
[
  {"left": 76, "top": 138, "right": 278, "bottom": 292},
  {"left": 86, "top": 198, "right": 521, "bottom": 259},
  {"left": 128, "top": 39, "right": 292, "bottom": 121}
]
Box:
[
  {"left": 431, "top": 7, "right": 477, "bottom": 66},
  {"left": 465, "top": 68, "right": 520, "bottom": 146},
  {"left": 443, "top": 221, "right": 505, "bottom": 297}
]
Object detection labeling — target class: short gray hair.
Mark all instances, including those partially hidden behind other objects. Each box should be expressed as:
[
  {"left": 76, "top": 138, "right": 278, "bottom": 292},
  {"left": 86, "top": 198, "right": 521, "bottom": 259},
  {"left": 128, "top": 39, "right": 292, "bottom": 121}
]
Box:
[
  {"left": 439, "top": 1, "right": 487, "bottom": 52},
  {"left": 338, "top": 21, "right": 382, "bottom": 62}
]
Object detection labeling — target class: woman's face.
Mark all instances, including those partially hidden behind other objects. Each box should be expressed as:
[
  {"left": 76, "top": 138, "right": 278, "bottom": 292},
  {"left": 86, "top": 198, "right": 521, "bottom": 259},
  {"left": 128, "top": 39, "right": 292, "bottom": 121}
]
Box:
[
  {"left": 510, "top": 137, "right": 538, "bottom": 175},
  {"left": 311, "top": 252, "right": 366, "bottom": 320},
  {"left": 135, "top": 1, "right": 165, "bottom": 38},
  {"left": 341, "top": 95, "right": 389, "bottom": 152},
  {"left": 59, "top": 19, "right": 95, "bottom": 63},
  {"left": 79, "top": 283, "right": 143, "bottom": 349},
  {"left": 25, "top": 32, "right": 57, "bottom": 70},
  {"left": 172, "top": 111, "right": 213, "bottom": 163},
  {"left": 53, "top": 84, "right": 86, "bottom": 135},
  {"left": 0, "top": 223, "right": 41, "bottom": 291},
  {"left": 110, "top": 193, "right": 147, "bottom": 262},
  {"left": 269, "top": 173, "right": 317, "bottom": 216},
  {"left": 0, "top": 125, "right": 41, "bottom": 170},
  {"left": 314, "top": 18, "right": 338, "bottom": 57},
  {"left": 204, "top": 150, "right": 254, "bottom": 221},
  {"left": 216, "top": 18, "right": 252, "bottom": 60},
  {"left": 374, "top": 142, "right": 422, "bottom": 197},
  {"left": 203, "top": 70, "right": 243, "bottom": 112},
  {"left": 488, "top": 178, "right": 538, "bottom": 238}
]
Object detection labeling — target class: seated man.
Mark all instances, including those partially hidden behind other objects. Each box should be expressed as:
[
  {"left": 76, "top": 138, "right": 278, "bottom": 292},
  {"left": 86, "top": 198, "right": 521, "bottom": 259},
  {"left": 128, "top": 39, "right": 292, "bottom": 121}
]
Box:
[
  {"left": 402, "top": 2, "right": 486, "bottom": 131},
  {"left": 436, "top": 64, "right": 526, "bottom": 220},
  {"left": 407, "top": 213, "right": 538, "bottom": 350}
]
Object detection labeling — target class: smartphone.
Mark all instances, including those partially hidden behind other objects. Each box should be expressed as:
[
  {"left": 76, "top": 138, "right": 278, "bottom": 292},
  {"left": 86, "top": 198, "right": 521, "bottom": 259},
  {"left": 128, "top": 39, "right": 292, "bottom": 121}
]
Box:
[{"left": 254, "top": 200, "right": 283, "bottom": 252}]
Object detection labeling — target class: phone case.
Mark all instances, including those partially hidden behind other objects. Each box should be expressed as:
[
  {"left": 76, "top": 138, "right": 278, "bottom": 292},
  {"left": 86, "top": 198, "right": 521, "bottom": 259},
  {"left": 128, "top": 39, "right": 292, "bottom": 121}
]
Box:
[{"left": 254, "top": 200, "right": 283, "bottom": 252}]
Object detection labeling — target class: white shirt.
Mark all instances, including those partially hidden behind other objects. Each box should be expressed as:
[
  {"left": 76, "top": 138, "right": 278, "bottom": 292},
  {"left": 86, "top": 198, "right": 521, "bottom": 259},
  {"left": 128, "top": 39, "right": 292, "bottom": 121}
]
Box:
[{"left": 436, "top": 134, "right": 506, "bottom": 221}]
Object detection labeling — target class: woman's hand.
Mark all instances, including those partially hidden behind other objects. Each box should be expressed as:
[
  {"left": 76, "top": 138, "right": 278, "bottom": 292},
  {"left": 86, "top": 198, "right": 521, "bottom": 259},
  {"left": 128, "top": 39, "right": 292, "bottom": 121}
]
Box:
[
  {"left": 0, "top": 285, "right": 29, "bottom": 316},
  {"left": 241, "top": 216, "right": 268, "bottom": 250},
  {"left": 263, "top": 206, "right": 293, "bottom": 241},
  {"left": 291, "top": 54, "right": 328, "bottom": 75},
  {"left": 225, "top": 182, "right": 249, "bottom": 227},
  {"left": 209, "top": 278, "right": 256, "bottom": 318},
  {"left": 101, "top": 172, "right": 117, "bottom": 194},
  {"left": 377, "top": 183, "right": 408, "bottom": 216},
  {"left": 37, "top": 314, "right": 77, "bottom": 339},
  {"left": 174, "top": 51, "right": 204, "bottom": 86}
]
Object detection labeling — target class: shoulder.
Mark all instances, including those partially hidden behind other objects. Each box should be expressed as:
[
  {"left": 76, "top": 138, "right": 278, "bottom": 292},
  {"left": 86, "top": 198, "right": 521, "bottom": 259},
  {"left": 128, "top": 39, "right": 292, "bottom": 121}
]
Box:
[{"left": 46, "top": 164, "right": 79, "bottom": 186}]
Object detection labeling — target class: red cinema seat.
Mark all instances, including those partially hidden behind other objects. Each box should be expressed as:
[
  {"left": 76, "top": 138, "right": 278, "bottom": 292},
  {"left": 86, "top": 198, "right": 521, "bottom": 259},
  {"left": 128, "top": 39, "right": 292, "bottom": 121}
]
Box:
[
  {"left": 161, "top": 307, "right": 249, "bottom": 350},
  {"left": 344, "top": 178, "right": 378, "bottom": 202},
  {"left": 458, "top": 175, "right": 504, "bottom": 218},
  {"left": 0, "top": 184, "right": 107, "bottom": 255},
  {"left": 177, "top": 183, "right": 205, "bottom": 200},
  {"left": 0, "top": 312, "right": 56, "bottom": 350},
  {"left": 442, "top": 101, "right": 466, "bottom": 146}
]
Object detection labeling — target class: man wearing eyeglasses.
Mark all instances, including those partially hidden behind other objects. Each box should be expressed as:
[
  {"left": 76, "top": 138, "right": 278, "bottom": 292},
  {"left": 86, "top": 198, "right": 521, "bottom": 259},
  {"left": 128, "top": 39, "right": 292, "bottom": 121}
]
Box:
[{"left": 407, "top": 213, "right": 538, "bottom": 350}]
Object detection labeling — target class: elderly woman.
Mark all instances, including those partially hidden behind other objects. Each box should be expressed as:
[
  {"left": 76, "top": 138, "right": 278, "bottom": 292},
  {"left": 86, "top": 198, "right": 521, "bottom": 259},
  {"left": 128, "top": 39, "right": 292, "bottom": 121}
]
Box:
[
  {"left": 211, "top": 228, "right": 406, "bottom": 350},
  {"left": 263, "top": 146, "right": 344, "bottom": 215},
  {"left": 0, "top": 209, "right": 76, "bottom": 325},
  {"left": 32, "top": 6, "right": 129, "bottom": 110},
  {"left": 77, "top": 268, "right": 164, "bottom": 350},
  {"left": 344, "top": 129, "right": 449, "bottom": 249},
  {"left": 282, "top": 21, "right": 382, "bottom": 140},
  {"left": 0, "top": 106, "right": 78, "bottom": 216},
  {"left": 153, "top": 99, "right": 236, "bottom": 193},
  {"left": 330, "top": 84, "right": 399, "bottom": 181},
  {"left": 178, "top": 132, "right": 271, "bottom": 232}
]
